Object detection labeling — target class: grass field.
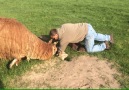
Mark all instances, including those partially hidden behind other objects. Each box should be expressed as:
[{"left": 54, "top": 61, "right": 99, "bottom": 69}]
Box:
[{"left": 0, "top": 0, "right": 129, "bottom": 88}]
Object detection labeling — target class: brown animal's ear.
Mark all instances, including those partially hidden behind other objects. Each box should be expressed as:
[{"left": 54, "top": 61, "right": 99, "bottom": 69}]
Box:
[{"left": 48, "top": 39, "right": 53, "bottom": 44}]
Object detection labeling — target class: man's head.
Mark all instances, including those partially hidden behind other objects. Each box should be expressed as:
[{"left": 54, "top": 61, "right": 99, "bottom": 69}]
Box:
[{"left": 49, "top": 29, "right": 59, "bottom": 40}]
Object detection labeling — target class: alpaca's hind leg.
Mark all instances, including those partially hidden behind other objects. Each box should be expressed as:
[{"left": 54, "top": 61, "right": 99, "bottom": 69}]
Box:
[
  {"left": 15, "top": 59, "right": 21, "bottom": 66},
  {"left": 9, "top": 59, "right": 20, "bottom": 68}
]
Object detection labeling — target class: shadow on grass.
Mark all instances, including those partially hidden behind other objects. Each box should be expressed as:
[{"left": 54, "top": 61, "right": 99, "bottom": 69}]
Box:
[
  {"left": 64, "top": 57, "right": 72, "bottom": 62},
  {"left": 38, "top": 35, "right": 50, "bottom": 42},
  {"left": 0, "top": 80, "right": 4, "bottom": 89},
  {"left": 6, "top": 60, "right": 13, "bottom": 70}
]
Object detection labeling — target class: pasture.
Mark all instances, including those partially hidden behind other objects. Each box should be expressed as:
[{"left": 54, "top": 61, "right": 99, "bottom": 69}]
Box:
[{"left": 0, "top": 0, "right": 129, "bottom": 88}]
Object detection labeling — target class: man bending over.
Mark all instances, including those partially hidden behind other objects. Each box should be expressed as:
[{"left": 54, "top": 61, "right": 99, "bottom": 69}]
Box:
[{"left": 49, "top": 23, "right": 114, "bottom": 60}]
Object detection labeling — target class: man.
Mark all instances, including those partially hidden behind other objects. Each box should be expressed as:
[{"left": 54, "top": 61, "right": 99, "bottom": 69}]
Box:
[{"left": 49, "top": 23, "right": 114, "bottom": 60}]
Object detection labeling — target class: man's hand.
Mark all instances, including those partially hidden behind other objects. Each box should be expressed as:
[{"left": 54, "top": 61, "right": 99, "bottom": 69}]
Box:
[{"left": 58, "top": 51, "right": 68, "bottom": 60}]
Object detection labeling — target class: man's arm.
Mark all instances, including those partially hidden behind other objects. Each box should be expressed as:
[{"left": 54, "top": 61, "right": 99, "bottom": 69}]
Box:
[
  {"left": 59, "top": 40, "right": 69, "bottom": 52},
  {"left": 57, "top": 41, "right": 69, "bottom": 60}
]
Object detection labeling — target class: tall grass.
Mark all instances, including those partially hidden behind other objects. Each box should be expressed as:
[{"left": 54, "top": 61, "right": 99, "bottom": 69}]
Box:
[{"left": 0, "top": 0, "right": 129, "bottom": 88}]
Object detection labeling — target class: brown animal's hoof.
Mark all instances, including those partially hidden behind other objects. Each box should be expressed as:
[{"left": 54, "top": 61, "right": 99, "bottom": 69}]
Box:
[
  {"left": 16, "top": 63, "right": 18, "bottom": 66},
  {"left": 9, "top": 64, "right": 13, "bottom": 69}
]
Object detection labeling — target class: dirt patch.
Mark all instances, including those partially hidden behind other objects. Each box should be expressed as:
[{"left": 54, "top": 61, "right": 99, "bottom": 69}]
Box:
[{"left": 9, "top": 55, "right": 121, "bottom": 89}]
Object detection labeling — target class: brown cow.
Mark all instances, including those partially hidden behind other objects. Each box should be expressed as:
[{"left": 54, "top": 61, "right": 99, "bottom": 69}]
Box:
[{"left": 0, "top": 17, "right": 57, "bottom": 68}]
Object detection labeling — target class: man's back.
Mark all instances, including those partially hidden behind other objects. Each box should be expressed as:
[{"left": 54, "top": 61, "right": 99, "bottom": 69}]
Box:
[{"left": 57, "top": 23, "right": 88, "bottom": 51}]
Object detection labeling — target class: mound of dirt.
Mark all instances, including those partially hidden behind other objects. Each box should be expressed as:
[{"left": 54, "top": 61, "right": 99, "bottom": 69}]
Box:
[{"left": 9, "top": 55, "right": 120, "bottom": 89}]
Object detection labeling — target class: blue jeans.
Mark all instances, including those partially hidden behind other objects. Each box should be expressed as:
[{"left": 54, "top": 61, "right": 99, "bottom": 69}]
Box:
[{"left": 85, "top": 24, "right": 110, "bottom": 52}]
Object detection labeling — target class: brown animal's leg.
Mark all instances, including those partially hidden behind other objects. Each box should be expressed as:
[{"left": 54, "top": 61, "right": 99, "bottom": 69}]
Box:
[
  {"left": 68, "top": 43, "right": 78, "bottom": 50},
  {"left": 27, "top": 57, "right": 30, "bottom": 62},
  {"left": 77, "top": 43, "right": 85, "bottom": 51},
  {"left": 9, "top": 58, "right": 22, "bottom": 68},
  {"left": 15, "top": 59, "right": 21, "bottom": 66},
  {"left": 9, "top": 59, "right": 18, "bottom": 68},
  {"left": 68, "top": 43, "right": 86, "bottom": 52}
]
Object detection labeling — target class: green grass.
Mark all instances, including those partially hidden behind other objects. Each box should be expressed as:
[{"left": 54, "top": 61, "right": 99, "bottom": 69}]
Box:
[{"left": 0, "top": 0, "right": 129, "bottom": 88}]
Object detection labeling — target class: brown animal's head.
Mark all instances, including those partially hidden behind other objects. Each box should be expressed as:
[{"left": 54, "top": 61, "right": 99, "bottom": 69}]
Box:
[
  {"left": 48, "top": 39, "right": 58, "bottom": 55},
  {"left": 48, "top": 39, "right": 61, "bottom": 56},
  {"left": 52, "top": 44, "right": 57, "bottom": 55},
  {"left": 52, "top": 42, "right": 58, "bottom": 55}
]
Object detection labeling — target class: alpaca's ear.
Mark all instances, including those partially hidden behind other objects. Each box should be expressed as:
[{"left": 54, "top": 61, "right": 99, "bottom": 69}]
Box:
[{"left": 48, "top": 39, "right": 53, "bottom": 44}]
